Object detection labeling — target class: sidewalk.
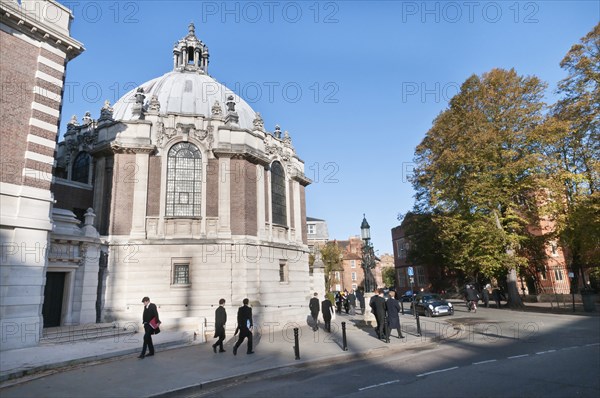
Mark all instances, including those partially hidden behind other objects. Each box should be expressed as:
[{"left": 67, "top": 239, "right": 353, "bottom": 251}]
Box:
[
  {"left": 0, "top": 311, "right": 449, "bottom": 397},
  {"left": 0, "top": 301, "right": 597, "bottom": 397}
]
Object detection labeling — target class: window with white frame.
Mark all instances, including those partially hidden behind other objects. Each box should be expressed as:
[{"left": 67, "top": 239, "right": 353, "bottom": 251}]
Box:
[
  {"left": 307, "top": 224, "right": 315, "bottom": 235},
  {"left": 351, "top": 272, "right": 357, "bottom": 281},
  {"left": 398, "top": 268, "right": 407, "bottom": 287},
  {"left": 554, "top": 269, "right": 563, "bottom": 281},
  {"left": 352, "top": 283, "right": 357, "bottom": 290},
  {"left": 351, "top": 260, "right": 356, "bottom": 268}
]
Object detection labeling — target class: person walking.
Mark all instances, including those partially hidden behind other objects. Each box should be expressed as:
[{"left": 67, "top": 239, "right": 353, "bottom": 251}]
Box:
[
  {"left": 233, "top": 298, "right": 254, "bottom": 355},
  {"left": 309, "top": 292, "right": 320, "bottom": 331},
  {"left": 491, "top": 278, "right": 502, "bottom": 309},
  {"left": 139, "top": 296, "right": 160, "bottom": 359},
  {"left": 212, "top": 298, "right": 227, "bottom": 353},
  {"left": 321, "top": 296, "right": 334, "bottom": 332},
  {"left": 348, "top": 290, "right": 357, "bottom": 315},
  {"left": 385, "top": 290, "right": 405, "bottom": 339},
  {"left": 370, "top": 288, "right": 387, "bottom": 342},
  {"left": 356, "top": 288, "right": 365, "bottom": 315},
  {"left": 482, "top": 284, "right": 491, "bottom": 308}
]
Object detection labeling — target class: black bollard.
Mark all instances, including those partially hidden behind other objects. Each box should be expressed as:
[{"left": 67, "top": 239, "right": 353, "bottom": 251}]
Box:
[
  {"left": 415, "top": 310, "right": 422, "bottom": 336},
  {"left": 341, "top": 322, "right": 348, "bottom": 351},
  {"left": 293, "top": 327, "right": 300, "bottom": 360}
]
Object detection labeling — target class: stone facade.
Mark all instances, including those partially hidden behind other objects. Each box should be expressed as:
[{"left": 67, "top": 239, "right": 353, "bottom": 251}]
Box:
[
  {"left": 52, "top": 24, "right": 318, "bottom": 332},
  {"left": 0, "top": 0, "right": 84, "bottom": 350}
]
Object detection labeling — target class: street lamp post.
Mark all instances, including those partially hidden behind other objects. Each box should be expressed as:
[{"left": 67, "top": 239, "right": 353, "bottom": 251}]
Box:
[{"left": 361, "top": 214, "right": 376, "bottom": 293}]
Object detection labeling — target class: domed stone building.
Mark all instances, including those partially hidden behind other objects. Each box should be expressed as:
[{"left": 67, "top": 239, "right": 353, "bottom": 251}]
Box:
[{"left": 53, "top": 24, "right": 320, "bottom": 334}]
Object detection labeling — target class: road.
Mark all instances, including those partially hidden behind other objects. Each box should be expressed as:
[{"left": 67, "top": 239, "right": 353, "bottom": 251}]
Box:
[{"left": 170, "top": 307, "right": 600, "bottom": 398}]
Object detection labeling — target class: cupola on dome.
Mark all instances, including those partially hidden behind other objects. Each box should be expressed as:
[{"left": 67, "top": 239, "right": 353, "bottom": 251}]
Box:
[{"left": 111, "top": 23, "right": 257, "bottom": 130}]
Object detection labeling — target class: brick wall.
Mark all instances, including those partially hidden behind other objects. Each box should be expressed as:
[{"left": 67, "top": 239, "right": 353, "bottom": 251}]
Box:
[
  {"left": 110, "top": 153, "right": 135, "bottom": 235},
  {"left": 0, "top": 30, "right": 37, "bottom": 186},
  {"left": 205, "top": 158, "right": 219, "bottom": 217},
  {"left": 146, "top": 156, "right": 161, "bottom": 217},
  {"left": 230, "top": 158, "right": 257, "bottom": 236}
]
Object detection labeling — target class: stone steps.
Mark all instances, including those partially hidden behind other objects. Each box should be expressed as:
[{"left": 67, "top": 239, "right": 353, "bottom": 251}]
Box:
[{"left": 41, "top": 323, "right": 136, "bottom": 344}]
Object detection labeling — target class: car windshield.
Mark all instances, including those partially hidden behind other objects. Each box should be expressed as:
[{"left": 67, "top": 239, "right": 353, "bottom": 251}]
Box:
[{"left": 422, "top": 294, "right": 441, "bottom": 302}]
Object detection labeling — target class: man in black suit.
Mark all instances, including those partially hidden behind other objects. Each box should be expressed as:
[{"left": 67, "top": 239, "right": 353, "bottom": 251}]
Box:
[
  {"left": 233, "top": 298, "right": 254, "bottom": 355},
  {"left": 370, "top": 288, "right": 387, "bottom": 342},
  {"left": 321, "top": 296, "right": 334, "bottom": 332},
  {"left": 309, "top": 292, "right": 320, "bottom": 331},
  {"left": 212, "top": 298, "right": 227, "bottom": 353},
  {"left": 139, "top": 296, "right": 160, "bottom": 359}
]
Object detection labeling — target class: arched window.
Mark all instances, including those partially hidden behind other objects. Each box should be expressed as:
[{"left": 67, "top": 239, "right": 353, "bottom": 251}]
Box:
[
  {"left": 271, "top": 161, "right": 287, "bottom": 226},
  {"left": 71, "top": 152, "right": 90, "bottom": 183},
  {"left": 166, "top": 142, "right": 202, "bottom": 217}
]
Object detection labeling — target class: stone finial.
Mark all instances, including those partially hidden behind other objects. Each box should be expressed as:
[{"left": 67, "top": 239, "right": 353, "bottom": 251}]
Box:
[
  {"left": 99, "top": 100, "right": 114, "bottom": 123},
  {"left": 81, "top": 111, "right": 93, "bottom": 125},
  {"left": 147, "top": 95, "right": 161, "bottom": 114},
  {"left": 135, "top": 87, "right": 145, "bottom": 104},
  {"left": 131, "top": 87, "right": 146, "bottom": 119},
  {"left": 274, "top": 124, "right": 281, "bottom": 139},
  {"left": 253, "top": 112, "right": 264, "bottom": 131},
  {"left": 188, "top": 22, "right": 195, "bottom": 35},
  {"left": 224, "top": 95, "right": 239, "bottom": 126},
  {"left": 211, "top": 100, "right": 223, "bottom": 117},
  {"left": 226, "top": 95, "right": 236, "bottom": 113},
  {"left": 66, "top": 115, "right": 79, "bottom": 134}
]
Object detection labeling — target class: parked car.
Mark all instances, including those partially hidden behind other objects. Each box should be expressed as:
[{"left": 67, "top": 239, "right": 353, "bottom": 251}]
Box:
[
  {"left": 411, "top": 293, "right": 454, "bottom": 317},
  {"left": 400, "top": 291, "right": 416, "bottom": 302}
]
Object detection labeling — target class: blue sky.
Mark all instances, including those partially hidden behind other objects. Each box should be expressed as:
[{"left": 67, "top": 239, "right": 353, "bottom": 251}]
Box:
[{"left": 57, "top": 1, "right": 598, "bottom": 254}]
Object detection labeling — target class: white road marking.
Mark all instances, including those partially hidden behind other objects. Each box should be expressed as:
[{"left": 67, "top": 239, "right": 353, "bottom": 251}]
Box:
[
  {"left": 584, "top": 343, "right": 599, "bottom": 347},
  {"left": 358, "top": 380, "right": 399, "bottom": 391},
  {"left": 508, "top": 354, "right": 529, "bottom": 359},
  {"left": 416, "top": 366, "right": 459, "bottom": 377},
  {"left": 473, "top": 359, "right": 497, "bottom": 365},
  {"left": 536, "top": 350, "right": 556, "bottom": 355}
]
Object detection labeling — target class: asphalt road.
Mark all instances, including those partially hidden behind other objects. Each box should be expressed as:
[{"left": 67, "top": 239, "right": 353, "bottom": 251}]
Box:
[{"left": 174, "top": 308, "right": 600, "bottom": 398}]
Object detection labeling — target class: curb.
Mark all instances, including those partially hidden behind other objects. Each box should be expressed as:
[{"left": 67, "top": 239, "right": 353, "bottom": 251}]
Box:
[
  {"left": 150, "top": 326, "right": 462, "bottom": 398},
  {"left": 0, "top": 338, "right": 199, "bottom": 386}
]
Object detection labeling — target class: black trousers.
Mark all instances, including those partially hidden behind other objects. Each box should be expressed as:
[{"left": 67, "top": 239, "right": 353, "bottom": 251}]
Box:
[
  {"left": 141, "top": 324, "right": 155, "bottom": 355},
  {"left": 323, "top": 316, "right": 331, "bottom": 332},
  {"left": 234, "top": 330, "right": 253, "bottom": 353},
  {"left": 213, "top": 334, "right": 225, "bottom": 350}
]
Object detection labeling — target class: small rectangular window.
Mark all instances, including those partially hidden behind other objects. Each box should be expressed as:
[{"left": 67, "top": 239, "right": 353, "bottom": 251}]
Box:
[
  {"left": 351, "top": 272, "right": 357, "bottom": 281},
  {"left": 279, "top": 260, "right": 289, "bottom": 283},
  {"left": 307, "top": 224, "right": 315, "bottom": 234},
  {"left": 351, "top": 260, "right": 356, "bottom": 268},
  {"left": 173, "top": 263, "right": 190, "bottom": 285}
]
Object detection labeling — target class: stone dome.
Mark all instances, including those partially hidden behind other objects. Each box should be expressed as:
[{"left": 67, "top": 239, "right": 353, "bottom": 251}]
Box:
[{"left": 111, "top": 70, "right": 257, "bottom": 130}]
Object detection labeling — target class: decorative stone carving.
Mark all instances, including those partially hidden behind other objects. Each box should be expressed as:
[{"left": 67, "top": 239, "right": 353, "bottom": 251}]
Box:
[
  {"left": 157, "top": 125, "right": 177, "bottom": 147},
  {"left": 283, "top": 130, "right": 294, "bottom": 150},
  {"left": 253, "top": 112, "right": 264, "bottom": 131},
  {"left": 211, "top": 100, "right": 222, "bottom": 116},
  {"left": 225, "top": 95, "right": 239, "bottom": 125},
  {"left": 274, "top": 124, "right": 281, "bottom": 139},
  {"left": 67, "top": 115, "right": 79, "bottom": 131},
  {"left": 98, "top": 100, "right": 114, "bottom": 123},
  {"left": 147, "top": 95, "right": 161, "bottom": 114},
  {"left": 81, "top": 111, "right": 93, "bottom": 125},
  {"left": 131, "top": 87, "right": 145, "bottom": 119}
]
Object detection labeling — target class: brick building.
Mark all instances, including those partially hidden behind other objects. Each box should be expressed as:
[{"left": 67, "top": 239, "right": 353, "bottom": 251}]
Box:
[{"left": 0, "top": 0, "right": 84, "bottom": 350}]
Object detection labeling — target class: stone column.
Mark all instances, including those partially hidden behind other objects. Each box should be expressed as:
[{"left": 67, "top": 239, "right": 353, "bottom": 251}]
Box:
[{"left": 256, "top": 164, "right": 266, "bottom": 240}]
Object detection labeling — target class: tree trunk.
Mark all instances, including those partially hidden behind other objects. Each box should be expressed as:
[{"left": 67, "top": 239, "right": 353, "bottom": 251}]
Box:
[{"left": 506, "top": 267, "right": 524, "bottom": 309}]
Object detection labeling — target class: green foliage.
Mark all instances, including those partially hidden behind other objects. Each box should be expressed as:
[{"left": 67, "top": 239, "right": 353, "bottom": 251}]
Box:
[
  {"left": 320, "top": 242, "right": 343, "bottom": 292},
  {"left": 382, "top": 267, "right": 396, "bottom": 288}
]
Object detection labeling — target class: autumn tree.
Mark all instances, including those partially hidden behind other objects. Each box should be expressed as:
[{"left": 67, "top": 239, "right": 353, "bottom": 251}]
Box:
[
  {"left": 320, "top": 242, "right": 343, "bottom": 292},
  {"left": 413, "top": 68, "right": 549, "bottom": 308},
  {"left": 544, "top": 23, "right": 600, "bottom": 291}
]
